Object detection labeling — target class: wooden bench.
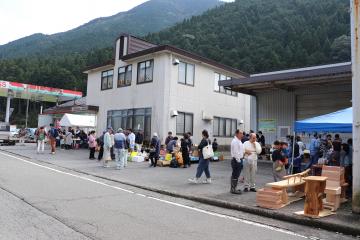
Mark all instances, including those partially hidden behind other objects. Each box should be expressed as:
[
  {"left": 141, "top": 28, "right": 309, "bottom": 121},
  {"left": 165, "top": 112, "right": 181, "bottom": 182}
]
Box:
[{"left": 257, "top": 169, "right": 310, "bottom": 209}]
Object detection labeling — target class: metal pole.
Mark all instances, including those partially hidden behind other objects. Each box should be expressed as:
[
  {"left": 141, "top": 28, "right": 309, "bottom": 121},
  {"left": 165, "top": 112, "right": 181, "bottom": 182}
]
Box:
[
  {"left": 290, "top": 132, "right": 296, "bottom": 175},
  {"left": 5, "top": 96, "right": 11, "bottom": 123},
  {"left": 25, "top": 98, "right": 29, "bottom": 128},
  {"left": 350, "top": 0, "right": 360, "bottom": 213}
]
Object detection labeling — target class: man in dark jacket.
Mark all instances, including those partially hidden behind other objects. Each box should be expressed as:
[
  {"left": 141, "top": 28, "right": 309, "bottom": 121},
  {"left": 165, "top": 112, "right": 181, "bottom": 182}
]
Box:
[
  {"left": 135, "top": 130, "right": 144, "bottom": 153},
  {"left": 97, "top": 131, "right": 105, "bottom": 161},
  {"left": 165, "top": 131, "right": 173, "bottom": 145},
  {"left": 181, "top": 133, "right": 191, "bottom": 168},
  {"left": 149, "top": 133, "right": 160, "bottom": 167}
]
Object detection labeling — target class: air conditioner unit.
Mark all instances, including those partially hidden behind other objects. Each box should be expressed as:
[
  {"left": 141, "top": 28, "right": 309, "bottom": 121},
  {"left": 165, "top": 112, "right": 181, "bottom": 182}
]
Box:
[
  {"left": 202, "top": 111, "right": 213, "bottom": 121},
  {"left": 170, "top": 110, "right": 178, "bottom": 117}
]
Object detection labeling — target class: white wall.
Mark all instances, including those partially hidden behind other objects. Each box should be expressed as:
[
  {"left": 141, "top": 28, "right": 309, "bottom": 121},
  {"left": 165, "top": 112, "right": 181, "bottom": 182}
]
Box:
[
  {"left": 86, "top": 51, "right": 251, "bottom": 145},
  {"left": 166, "top": 53, "right": 250, "bottom": 145},
  {"left": 86, "top": 54, "right": 169, "bottom": 139}
]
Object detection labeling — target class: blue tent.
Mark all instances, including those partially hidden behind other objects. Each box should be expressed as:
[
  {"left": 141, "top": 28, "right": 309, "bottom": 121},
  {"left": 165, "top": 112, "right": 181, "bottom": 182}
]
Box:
[{"left": 295, "top": 107, "right": 352, "bottom": 133}]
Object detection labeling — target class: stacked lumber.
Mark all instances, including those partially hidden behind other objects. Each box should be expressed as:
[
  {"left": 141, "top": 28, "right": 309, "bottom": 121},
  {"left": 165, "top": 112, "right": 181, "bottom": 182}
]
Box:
[
  {"left": 256, "top": 188, "right": 284, "bottom": 209},
  {"left": 321, "top": 166, "right": 347, "bottom": 211},
  {"left": 157, "top": 160, "right": 170, "bottom": 167}
]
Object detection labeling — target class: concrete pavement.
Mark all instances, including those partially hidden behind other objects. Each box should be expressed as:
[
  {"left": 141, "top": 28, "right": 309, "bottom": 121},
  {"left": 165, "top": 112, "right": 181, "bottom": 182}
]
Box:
[
  {"left": 1, "top": 144, "right": 360, "bottom": 238},
  {"left": 0, "top": 148, "right": 330, "bottom": 240}
]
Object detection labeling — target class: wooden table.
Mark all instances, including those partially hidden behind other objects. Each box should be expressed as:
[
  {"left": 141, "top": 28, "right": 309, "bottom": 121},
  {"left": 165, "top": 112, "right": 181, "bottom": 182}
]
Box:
[{"left": 303, "top": 176, "right": 327, "bottom": 217}]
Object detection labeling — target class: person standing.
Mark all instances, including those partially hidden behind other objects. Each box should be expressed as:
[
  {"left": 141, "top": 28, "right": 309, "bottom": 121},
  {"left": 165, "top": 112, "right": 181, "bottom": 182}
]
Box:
[
  {"left": 114, "top": 128, "right": 126, "bottom": 170},
  {"left": 149, "top": 133, "right": 160, "bottom": 167},
  {"left": 243, "top": 133, "right": 262, "bottom": 192},
  {"left": 181, "top": 133, "right": 191, "bottom": 168},
  {"left": 165, "top": 131, "right": 173, "bottom": 145},
  {"left": 97, "top": 131, "right": 105, "bottom": 161},
  {"left": 19, "top": 127, "right": 26, "bottom": 145},
  {"left": 88, "top": 131, "right": 97, "bottom": 160},
  {"left": 230, "top": 130, "right": 245, "bottom": 194},
  {"left": 135, "top": 130, "right": 144, "bottom": 153},
  {"left": 212, "top": 138, "right": 218, "bottom": 152},
  {"left": 36, "top": 127, "right": 46, "bottom": 154},
  {"left": 110, "top": 129, "right": 115, "bottom": 160},
  {"left": 272, "top": 141, "right": 286, "bottom": 182},
  {"left": 103, "top": 128, "right": 113, "bottom": 168},
  {"left": 124, "top": 130, "right": 130, "bottom": 168},
  {"left": 258, "top": 131, "right": 265, "bottom": 147},
  {"left": 48, "top": 124, "right": 58, "bottom": 155},
  {"left": 308, "top": 133, "right": 320, "bottom": 168},
  {"left": 188, "top": 130, "right": 212, "bottom": 184},
  {"left": 166, "top": 137, "right": 178, "bottom": 153},
  {"left": 296, "top": 136, "right": 306, "bottom": 156},
  {"left": 127, "top": 129, "right": 136, "bottom": 153},
  {"left": 65, "top": 128, "right": 73, "bottom": 150},
  {"left": 331, "top": 134, "right": 342, "bottom": 166}
]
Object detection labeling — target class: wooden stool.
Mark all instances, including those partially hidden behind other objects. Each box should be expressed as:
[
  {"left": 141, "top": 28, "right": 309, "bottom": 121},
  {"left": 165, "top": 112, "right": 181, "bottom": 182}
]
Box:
[{"left": 303, "top": 176, "right": 327, "bottom": 217}]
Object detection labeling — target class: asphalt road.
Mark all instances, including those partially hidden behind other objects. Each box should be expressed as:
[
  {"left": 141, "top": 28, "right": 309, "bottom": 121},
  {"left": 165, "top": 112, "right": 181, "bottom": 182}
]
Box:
[{"left": 0, "top": 151, "right": 355, "bottom": 240}]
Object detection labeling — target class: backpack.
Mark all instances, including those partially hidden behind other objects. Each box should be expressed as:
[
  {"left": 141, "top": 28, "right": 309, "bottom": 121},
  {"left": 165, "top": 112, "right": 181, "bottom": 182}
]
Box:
[
  {"left": 170, "top": 158, "right": 178, "bottom": 168},
  {"left": 50, "top": 128, "right": 59, "bottom": 138}
]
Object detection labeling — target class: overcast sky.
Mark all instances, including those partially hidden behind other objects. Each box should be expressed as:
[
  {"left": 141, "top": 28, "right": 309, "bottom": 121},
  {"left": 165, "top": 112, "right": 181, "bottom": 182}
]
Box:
[{"left": 0, "top": 0, "right": 234, "bottom": 45}]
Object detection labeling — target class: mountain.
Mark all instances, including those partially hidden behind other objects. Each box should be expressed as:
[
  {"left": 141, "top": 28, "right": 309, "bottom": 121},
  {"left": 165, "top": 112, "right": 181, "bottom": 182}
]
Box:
[
  {"left": 147, "top": 0, "right": 350, "bottom": 73},
  {"left": 0, "top": 0, "right": 222, "bottom": 59}
]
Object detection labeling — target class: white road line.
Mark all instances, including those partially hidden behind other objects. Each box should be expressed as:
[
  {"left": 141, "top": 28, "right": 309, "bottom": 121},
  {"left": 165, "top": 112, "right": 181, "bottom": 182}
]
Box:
[{"left": 0, "top": 151, "right": 310, "bottom": 239}]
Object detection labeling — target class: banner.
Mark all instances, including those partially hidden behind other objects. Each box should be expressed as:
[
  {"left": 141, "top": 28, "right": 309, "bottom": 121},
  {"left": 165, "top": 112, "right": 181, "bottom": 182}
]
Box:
[{"left": 259, "top": 119, "right": 276, "bottom": 133}]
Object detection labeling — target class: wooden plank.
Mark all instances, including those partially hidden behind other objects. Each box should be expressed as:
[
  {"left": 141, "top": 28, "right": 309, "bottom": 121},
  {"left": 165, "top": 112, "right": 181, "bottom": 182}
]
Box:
[{"left": 258, "top": 188, "right": 283, "bottom": 196}]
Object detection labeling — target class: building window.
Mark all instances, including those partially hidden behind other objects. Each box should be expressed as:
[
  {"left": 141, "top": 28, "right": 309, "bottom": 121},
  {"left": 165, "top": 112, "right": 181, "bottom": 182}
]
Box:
[
  {"left": 107, "top": 108, "right": 152, "bottom": 140},
  {"left": 178, "top": 61, "right": 194, "bottom": 86},
  {"left": 118, "top": 65, "right": 132, "bottom": 87},
  {"left": 213, "top": 117, "right": 237, "bottom": 137},
  {"left": 137, "top": 60, "right": 154, "bottom": 84},
  {"left": 214, "top": 73, "right": 237, "bottom": 96},
  {"left": 101, "top": 70, "right": 113, "bottom": 90},
  {"left": 176, "top": 112, "right": 193, "bottom": 135}
]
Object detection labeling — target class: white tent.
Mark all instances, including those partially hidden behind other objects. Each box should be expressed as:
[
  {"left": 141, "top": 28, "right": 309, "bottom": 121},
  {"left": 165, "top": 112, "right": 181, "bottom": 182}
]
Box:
[{"left": 59, "top": 113, "right": 96, "bottom": 127}]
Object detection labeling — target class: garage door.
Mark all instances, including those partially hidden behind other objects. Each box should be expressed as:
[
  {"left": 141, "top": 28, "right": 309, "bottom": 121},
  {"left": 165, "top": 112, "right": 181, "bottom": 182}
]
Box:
[{"left": 296, "top": 92, "right": 352, "bottom": 120}]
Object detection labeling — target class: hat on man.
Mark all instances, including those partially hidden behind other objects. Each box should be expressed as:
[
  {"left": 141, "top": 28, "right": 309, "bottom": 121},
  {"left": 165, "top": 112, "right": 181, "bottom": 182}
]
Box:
[
  {"left": 117, "top": 128, "right": 123, "bottom": 133},
  {"left": 153, "top": 132, "right": 158, "bottom": 137}
]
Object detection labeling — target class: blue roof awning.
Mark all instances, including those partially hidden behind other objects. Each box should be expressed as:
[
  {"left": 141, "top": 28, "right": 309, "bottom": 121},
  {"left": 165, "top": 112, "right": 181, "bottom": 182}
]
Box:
[{"left": 295, "top": 107, "right": 352, "bottom": 133}]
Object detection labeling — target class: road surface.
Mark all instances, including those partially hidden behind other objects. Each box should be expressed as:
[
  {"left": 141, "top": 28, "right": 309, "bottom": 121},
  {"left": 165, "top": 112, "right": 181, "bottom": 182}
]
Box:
[{"left": 0, "top": 151, "right": 355, "bottom": 240}]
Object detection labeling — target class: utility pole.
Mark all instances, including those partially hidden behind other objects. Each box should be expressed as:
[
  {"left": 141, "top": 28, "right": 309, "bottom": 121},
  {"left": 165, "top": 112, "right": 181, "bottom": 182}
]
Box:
[{"left": 350, "top": 0, "right": 360, "bottom": 213}]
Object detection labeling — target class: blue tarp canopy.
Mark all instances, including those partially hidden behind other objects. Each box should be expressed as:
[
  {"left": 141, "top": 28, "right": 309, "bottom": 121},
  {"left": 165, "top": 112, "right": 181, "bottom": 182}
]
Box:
[{"left": 295, "top": 107, "right": 352, "bottom": 133}]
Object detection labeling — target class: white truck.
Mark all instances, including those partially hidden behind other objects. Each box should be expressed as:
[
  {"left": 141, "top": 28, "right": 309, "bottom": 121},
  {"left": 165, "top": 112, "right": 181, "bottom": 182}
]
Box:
[{"left": 0, "top": 122, "right": 16, "bottom": 145}]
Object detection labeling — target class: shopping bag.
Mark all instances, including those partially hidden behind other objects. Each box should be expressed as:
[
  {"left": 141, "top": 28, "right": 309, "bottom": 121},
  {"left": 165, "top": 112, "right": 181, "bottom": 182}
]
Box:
[
  {"left": 175, "top": 152, "right": 183, "bottom": 166},
  {"left": 202, "top": 143, "right": 214, "bottom": 159},
  {"left": 165, "top": 153, "right": 172, "bottom": 161}
]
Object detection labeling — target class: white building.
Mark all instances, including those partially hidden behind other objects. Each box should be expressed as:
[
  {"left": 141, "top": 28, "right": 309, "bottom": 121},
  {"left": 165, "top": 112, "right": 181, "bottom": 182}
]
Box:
[{"left": 84, "top": 34, "right": 251, "bottom": 144}]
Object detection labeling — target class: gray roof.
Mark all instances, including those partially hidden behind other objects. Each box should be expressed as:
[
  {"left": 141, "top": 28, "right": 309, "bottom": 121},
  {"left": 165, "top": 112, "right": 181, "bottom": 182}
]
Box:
[{"left": 219, "top": 62, "right": 352, "bottom": 95}]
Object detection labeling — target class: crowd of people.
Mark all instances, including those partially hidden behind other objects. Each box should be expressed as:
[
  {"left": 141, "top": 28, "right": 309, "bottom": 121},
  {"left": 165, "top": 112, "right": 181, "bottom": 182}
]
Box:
[
  {"left": 30, "top": 124, "right": 353, "bottom": 197},
  {"left": 269, "top": 133, "right": 353, "bottom": 196}
]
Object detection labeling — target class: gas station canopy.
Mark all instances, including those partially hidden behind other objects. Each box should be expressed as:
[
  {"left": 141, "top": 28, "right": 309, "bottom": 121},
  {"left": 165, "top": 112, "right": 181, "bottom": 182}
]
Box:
[{"left": 0, "top": 80, "right": 82, "bottom": 102}]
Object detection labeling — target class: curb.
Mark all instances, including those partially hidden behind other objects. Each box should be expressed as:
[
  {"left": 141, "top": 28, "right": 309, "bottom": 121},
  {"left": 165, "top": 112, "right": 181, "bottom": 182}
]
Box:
[{"left": 1, "top": 149, "right": 359, "bottom": 236}]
